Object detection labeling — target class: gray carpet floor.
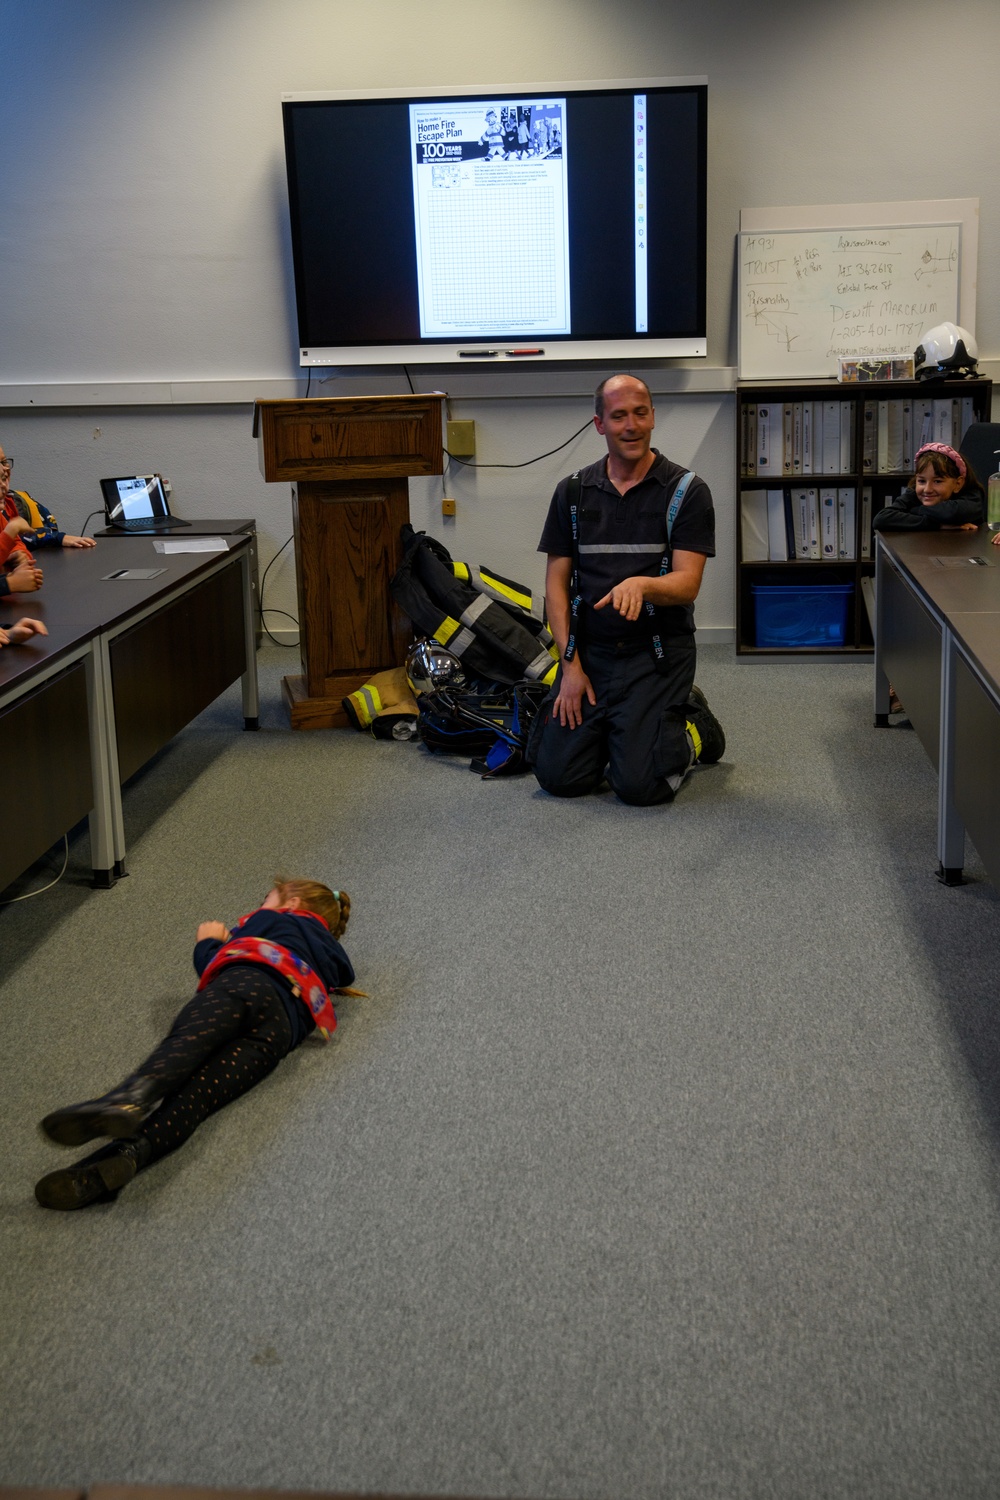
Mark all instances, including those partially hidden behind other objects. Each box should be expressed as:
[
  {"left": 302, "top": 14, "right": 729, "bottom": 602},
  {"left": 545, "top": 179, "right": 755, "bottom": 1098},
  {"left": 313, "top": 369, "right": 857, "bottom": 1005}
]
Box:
[{"left": 2, "top": 642, "right": 1000, "bottom": 1500}]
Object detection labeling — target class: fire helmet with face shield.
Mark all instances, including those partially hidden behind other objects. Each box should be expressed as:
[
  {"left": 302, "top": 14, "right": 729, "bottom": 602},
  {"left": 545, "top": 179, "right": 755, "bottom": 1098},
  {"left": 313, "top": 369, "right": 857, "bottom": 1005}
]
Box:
[{"left": 914, "top": 322, "right": 979, "bottom": 380}]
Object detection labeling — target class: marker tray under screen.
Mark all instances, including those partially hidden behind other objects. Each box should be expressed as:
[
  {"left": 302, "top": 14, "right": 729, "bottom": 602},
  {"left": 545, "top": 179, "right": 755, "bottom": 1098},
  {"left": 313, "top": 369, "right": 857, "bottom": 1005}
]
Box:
[{"left": 751, "top": 583, "right": 854, "bottom": 648}]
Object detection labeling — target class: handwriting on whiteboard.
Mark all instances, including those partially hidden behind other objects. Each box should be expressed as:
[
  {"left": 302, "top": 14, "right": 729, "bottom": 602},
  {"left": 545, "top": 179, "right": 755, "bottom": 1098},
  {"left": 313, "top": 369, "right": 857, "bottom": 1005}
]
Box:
[{"left": 738, "top": 225, "right": 960, "bottom": 378}]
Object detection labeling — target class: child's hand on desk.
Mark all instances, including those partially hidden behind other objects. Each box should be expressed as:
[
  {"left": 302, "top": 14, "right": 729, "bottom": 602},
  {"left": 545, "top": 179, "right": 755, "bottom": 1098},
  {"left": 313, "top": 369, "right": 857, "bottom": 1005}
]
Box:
[
  {"left": 0, "top": 617, "right": 47, "bottom": 647},
  {"left": 993, "top": 532, "right": 1000, "bottom": 547},
  {"left": 6, "top": 557, "right": 43, "bottom": 591},
  {"left": 61, "top": 534, "right": 97, "bottom": 548},
  {"left": 197, "top": 921, "right": 231, "bottom": 943},
  {"left": 939, "top": 522, "right": 979, "bottom": 532}
]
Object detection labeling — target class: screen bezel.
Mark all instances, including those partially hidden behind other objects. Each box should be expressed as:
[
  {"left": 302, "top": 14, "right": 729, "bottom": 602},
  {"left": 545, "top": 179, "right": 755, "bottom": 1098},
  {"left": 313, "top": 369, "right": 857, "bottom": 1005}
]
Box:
[{"left": 282, "top": 78, "right": 708, "bottom": 366}]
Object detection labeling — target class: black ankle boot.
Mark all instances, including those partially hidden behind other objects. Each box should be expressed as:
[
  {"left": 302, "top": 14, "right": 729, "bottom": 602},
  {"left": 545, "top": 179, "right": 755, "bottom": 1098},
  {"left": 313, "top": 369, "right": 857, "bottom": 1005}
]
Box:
[
  {"left": 686, "top": 685, "right": 726, "bottom": 765},
  {"left": 35, "top": 1136, "right": 152, "bottom": 1211},
  {"left": 40, "top": 1075, "right": 163, "bottom": 1147}
]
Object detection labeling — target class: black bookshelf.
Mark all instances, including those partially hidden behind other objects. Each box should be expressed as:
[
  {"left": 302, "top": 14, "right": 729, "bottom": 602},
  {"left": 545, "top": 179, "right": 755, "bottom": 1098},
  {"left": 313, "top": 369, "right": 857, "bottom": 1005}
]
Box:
[{"left": 735, "top": 378, "right": 992, "bottom": 657}]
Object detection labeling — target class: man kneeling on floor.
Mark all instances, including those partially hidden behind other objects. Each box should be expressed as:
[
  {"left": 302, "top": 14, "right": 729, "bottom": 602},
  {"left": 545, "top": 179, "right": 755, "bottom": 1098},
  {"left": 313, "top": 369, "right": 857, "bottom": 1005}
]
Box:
[{"left": 529, "top": 374, "right": 724, "bottom": 805}]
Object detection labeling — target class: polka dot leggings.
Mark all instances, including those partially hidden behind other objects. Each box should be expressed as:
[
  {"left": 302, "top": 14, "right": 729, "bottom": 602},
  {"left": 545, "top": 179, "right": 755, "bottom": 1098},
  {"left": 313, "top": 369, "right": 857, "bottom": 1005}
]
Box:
[{"left": 135, "top": 966, "right": 293, "bottom": 1164}]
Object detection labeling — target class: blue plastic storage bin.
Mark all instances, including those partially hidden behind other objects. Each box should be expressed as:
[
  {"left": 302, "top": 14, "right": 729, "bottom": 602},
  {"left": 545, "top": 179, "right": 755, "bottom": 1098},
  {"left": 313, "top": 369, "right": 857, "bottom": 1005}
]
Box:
[{"left": 751, "top": 582, "right": 854, "bottom": 648}]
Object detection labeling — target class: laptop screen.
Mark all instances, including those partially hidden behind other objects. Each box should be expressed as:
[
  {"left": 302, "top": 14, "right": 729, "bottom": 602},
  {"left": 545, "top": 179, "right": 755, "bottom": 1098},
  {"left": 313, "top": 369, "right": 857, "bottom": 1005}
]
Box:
[{"left": 101, "top": 474, "right": 170, "bottom": 524}]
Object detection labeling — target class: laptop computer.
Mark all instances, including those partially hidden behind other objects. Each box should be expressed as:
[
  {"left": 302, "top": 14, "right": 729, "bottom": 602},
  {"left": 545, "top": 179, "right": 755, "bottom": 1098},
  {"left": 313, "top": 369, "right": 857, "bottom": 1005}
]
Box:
[{"left": 100, "top": 474, "right": 192, "bottom": 533}]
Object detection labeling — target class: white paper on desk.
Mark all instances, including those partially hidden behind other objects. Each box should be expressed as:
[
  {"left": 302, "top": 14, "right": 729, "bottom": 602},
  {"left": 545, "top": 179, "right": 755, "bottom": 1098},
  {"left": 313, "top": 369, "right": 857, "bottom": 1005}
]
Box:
[{"left": 152, "top": 537, "right": 229, "bottom": 554}]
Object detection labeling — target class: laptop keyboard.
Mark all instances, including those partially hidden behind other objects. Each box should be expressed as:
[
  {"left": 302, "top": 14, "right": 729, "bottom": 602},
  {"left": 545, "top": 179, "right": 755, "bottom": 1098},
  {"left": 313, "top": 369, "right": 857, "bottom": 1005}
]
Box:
[{"left": 112, "top": 516, "right": 189, "bottom": 531}]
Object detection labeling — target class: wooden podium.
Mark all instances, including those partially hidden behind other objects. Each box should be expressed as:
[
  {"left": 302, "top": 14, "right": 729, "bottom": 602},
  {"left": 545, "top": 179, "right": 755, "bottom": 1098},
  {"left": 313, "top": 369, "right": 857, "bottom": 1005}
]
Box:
[{"left": 254, "top": 394, "right": 444, "bottom": 728}]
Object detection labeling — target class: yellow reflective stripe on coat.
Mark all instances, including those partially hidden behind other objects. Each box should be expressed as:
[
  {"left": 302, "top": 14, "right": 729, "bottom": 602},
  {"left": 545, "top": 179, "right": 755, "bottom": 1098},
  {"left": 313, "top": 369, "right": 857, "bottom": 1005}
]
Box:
[
  {"left": 686, "top": 719, "right": 702, "bottom": 760},
  {"left": 433, "top": 615, "right": 477, "bottom": 657},
  {"left": 433, "top": 616, "right": 461, "bottom": 646},
  {"left": 347, "top": 684, "right": 383, "bottom": 726},
  {"left": 475, "top": 568, "right": 533, "bottom": 612}
]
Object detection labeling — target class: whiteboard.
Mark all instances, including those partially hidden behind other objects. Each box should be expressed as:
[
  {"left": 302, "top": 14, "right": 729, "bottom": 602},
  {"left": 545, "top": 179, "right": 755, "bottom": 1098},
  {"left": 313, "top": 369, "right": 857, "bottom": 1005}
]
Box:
[{"left": 738, "top": 221, "right": 963, "bottom": 380}]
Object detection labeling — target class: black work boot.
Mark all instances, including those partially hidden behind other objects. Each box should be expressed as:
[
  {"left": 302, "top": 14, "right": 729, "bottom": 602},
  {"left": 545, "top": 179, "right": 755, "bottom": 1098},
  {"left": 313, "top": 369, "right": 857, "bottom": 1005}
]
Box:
[
  {"left": 40, "top": 1075, "right": 163, "bottom": 1147},
  {"left": 35, "top": 1136, "right": 152, "bottom": 1211},
  {"left": 686, "top": 685, "right": 726, "bottom": 765}
]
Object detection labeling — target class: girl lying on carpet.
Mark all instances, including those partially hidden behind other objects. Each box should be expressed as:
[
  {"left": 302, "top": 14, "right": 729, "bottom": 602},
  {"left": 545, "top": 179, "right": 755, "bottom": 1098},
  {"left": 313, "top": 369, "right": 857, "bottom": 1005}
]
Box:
[{"left": 36, "top": 877, "right": 362, "bottom": 1210}]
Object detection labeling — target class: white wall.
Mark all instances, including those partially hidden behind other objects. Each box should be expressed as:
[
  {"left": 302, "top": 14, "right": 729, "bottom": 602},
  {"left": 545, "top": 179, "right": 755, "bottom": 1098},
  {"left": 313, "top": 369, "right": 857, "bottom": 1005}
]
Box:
[{"left": 3, "top": 0, "right": 999, "bottom": 638}]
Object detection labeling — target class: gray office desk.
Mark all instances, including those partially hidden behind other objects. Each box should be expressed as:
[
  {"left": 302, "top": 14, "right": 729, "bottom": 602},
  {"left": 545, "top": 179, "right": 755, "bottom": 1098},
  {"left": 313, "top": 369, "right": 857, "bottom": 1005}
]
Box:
[
  {"left": 94, "top": 518, "right": 261, "bottom": 644},
  {"left": 874, "top": 529, "right": 1000, "bottom": 886},
  {"left": 0, "top": 532, "right": 258, "bottom": 889},
  {"left": 0, "top": 623, "right": 105, "bottom": 893}
]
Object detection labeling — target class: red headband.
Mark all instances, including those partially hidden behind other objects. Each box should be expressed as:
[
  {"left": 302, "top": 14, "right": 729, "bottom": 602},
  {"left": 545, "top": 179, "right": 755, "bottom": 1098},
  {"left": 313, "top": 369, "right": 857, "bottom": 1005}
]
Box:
[{"left": 915, "top": 442, "right": 966, "bottom": 481}]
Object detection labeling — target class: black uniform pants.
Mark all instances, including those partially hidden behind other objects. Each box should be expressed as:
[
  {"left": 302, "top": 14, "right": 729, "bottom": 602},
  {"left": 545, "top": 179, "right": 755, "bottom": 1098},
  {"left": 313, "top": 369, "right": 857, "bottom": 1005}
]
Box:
[{"left": 530, "top": 636, "right": 696, "bottom": 805}]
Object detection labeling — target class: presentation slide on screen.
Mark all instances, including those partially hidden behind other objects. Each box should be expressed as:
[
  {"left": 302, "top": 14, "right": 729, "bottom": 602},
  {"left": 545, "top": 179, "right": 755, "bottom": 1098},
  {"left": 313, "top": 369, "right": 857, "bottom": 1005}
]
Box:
[
  {"left": 409, "top": 97, "right": 571, "bottom": 338},
  {"left": 114, "top": 477, "right": 157, "bottom": 518}
]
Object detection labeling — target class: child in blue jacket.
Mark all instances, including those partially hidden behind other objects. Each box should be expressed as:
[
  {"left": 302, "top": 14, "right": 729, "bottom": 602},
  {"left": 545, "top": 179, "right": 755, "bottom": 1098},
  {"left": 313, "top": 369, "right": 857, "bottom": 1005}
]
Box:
[
  {"left": 36, "top": 878, "right": 359, "bottom": 1210},
  {"left": 3, "top": 488, "right": 96, "bottom": 549}
]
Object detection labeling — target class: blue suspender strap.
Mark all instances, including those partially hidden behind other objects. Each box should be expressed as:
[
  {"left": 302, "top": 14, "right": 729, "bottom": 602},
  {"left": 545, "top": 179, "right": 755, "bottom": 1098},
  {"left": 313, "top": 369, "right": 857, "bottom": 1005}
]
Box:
[
  {"left": 665, "top": 469, "right": 695, "bottom": 549},
  {"left": 564, "top": 471, "right": 583, "bottom": 664},
  {"left": 647, "top": 469, "right": 695, "bottom": 661}
]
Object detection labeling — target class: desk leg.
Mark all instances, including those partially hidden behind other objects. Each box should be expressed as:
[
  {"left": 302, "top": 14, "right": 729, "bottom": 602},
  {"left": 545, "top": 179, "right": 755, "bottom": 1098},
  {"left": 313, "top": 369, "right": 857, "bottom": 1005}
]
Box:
[
  {"left": 85, "top": 639, "right": 118, "bottom": 887},
  {"left": 240, "top": 548, "right": 260, "bottom": 730},
  {"left": 873, "top": 542, "right": 891, "bottom": 726},
  {"left": 95, "top": 633, "right": 128, "bottom": 879},
  {"left": 937, "top": 625, "right": 965, "bottom": 885}
]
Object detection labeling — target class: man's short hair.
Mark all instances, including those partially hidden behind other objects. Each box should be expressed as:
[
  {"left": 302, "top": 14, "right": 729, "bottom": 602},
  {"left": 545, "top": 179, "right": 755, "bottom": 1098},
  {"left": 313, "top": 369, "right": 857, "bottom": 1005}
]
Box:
[{"left": 594, "top": 374, "right": 653, "bottom": 418}]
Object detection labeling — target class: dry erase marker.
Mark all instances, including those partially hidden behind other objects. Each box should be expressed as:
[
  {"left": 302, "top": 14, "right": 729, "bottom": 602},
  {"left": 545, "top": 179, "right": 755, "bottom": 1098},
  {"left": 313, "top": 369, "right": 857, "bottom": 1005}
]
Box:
[
  {"left": 458, "top": 349, "right": 498, "bottom": 357},
  {"left": 506, "top": 348, "right": 545, "bottom": 356}
]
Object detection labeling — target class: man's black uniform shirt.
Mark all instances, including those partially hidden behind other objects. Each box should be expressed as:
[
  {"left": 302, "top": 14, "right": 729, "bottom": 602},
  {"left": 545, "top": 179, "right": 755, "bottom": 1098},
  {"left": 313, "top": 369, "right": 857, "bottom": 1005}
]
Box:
[{"left": 538, "top": 451, "right": 715, "bottom": 646}]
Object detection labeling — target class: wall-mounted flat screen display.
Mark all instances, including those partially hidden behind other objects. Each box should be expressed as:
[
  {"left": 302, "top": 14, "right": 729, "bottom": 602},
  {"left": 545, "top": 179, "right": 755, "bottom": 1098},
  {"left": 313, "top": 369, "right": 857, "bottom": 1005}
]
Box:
[{"left": 281, "top": 79, "right": 707, "bottom": 365}]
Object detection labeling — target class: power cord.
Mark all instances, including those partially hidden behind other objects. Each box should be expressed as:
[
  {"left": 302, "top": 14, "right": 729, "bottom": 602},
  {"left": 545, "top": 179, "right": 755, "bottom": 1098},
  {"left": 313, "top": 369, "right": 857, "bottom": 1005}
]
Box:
[
  {"left": 443, "top": 416, "right": 594, "bottom": 469},
  {"left": 0, "top": 836, "right": 69, "bottom": 903},
  {"left": 80, "top": 511, "right": 103, "bottom": 536},
  {"left": 258, "top": 535, "right": 300, "bottom": 648}
]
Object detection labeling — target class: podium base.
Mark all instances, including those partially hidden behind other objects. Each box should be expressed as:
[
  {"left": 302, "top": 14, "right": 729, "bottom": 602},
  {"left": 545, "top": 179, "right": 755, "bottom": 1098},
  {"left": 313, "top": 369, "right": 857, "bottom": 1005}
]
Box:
[{"left": 282, "top": 672, "right": 375, "bottom": 730}]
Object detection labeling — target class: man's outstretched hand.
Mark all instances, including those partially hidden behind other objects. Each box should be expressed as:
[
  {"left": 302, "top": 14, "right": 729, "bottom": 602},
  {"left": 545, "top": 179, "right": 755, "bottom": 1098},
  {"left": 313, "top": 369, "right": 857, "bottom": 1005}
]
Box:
[{"left": 595, "top": 576, "right": 647, "bottom": 622}]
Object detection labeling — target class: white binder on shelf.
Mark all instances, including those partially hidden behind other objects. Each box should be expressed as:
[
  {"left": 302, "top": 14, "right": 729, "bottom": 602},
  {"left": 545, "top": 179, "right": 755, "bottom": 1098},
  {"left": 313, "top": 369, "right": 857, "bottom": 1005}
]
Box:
[
  {"left": 757, "top": 405, "right": 783, "bottom": 477},
  {"left": 740, "top": 491, "right": 769, "bottom": 562},
  {"left": 820, "top": 488, "right": 838, "bottom": 558},
  {"left": 790, "top": 489, "right": 811, "bottom": 559},
  {"left": 837, "top": 488, "right": 856, "bottom": 560},
  {"left": 822, "top": 401, "right": 840, "bottom": 474},
  {"left": 766, "top": 489, "right": 788, "bottom": 561}
]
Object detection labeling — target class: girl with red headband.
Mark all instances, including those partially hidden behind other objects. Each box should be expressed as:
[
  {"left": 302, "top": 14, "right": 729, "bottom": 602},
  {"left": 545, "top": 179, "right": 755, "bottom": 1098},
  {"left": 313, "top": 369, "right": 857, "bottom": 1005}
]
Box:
[{"left": 873, "top": 443, "right": 984, "bottom": 533}]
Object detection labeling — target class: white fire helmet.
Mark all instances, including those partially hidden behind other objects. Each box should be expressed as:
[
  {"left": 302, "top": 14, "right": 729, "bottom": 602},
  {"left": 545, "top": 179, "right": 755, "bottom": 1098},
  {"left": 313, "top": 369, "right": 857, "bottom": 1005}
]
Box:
[{"left": 914, "top": 322, "right": 979, "bottom": 380}]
